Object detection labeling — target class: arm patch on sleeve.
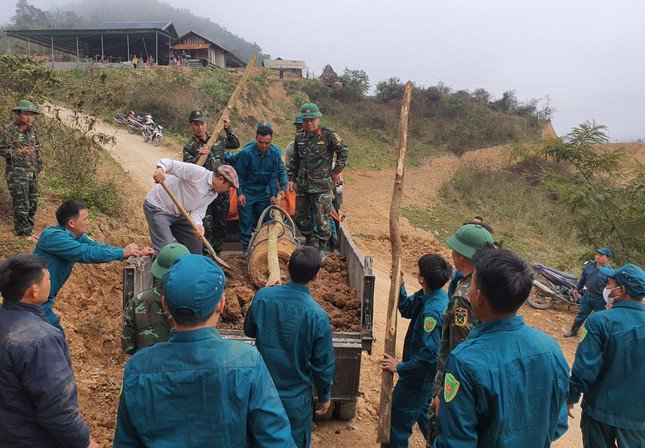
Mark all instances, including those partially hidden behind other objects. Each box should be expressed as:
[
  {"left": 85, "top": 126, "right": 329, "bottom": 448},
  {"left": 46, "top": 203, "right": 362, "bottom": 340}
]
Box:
[{"left": 454, "top": 307, "right": 469, "bottom": 327}]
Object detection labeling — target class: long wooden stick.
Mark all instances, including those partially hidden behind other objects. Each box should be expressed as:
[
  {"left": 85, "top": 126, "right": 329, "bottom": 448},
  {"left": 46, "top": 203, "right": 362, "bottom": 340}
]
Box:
[
  {"left": 159, "top": 181, "right": 234, "bottom": 277},
  {"left": 197, "top": 52, "right": 258, "bottom": 166},
  {"left": 376, "top": 81, "right": 414, "bottom": 444}
]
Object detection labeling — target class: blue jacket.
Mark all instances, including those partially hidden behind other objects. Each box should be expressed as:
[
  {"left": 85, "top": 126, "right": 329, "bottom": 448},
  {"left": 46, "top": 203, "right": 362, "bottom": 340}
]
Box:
[
  {"left": 232, "top": 143, "right": 288, "bottom": 198},
  {"left": 114, "top": 327, "right": 295, "bottom": 447},
  {"left": 397, "top": 284, "right": 449, "bottom": 390},
  {"left": 435, "top": 316, "right": 570, "bottom": 448},
  {"left": 33, "top": 225, "right": 124, "bottom": 306},
  {"left": 244, "top": 282, "right": 335, "bottom": 403},
  {"left": 577, "top": 261, "right": 611, "bottom": 298},
  {"left": 568, "top": 300, "right": 645, "bottom": 430},
  {"left": 0, "top": 302, "right": 90, "bottom": 448}
]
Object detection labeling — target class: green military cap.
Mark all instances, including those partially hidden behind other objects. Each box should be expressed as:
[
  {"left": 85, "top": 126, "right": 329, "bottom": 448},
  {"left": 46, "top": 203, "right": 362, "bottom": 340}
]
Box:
[
  {"left": 189, "top": 110, "right": 207, "bottom": 122},
  {"left": 446, "top": 224, "right": 494, "bottom": 260},
  {"left": 600, "top": 264, "right": 645, "bottom": 299},
  {"left": 299, "top": 102, "right": 323, "bottom": 119},
  {"left": 151, "top": 243, "right": 191, "bottom": 279},
  {"left": 12, "top": 100, "right": 39, "bottom": 114}
]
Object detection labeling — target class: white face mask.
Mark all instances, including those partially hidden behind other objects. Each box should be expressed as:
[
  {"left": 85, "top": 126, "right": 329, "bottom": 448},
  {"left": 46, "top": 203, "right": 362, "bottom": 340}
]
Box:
[{"left": 603, "top": 286, "right": 620, "bottom": 305}]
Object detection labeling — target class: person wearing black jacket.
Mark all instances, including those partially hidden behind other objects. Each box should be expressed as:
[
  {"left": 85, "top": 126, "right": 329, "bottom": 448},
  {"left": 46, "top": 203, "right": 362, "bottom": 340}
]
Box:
[{"left": 0, "top": 254, "right": 98, "bottom": 448}]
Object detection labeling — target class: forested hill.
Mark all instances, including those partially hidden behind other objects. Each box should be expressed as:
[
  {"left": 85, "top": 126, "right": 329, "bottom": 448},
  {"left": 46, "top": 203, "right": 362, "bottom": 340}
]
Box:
[{"left": 6, "top": 0, "right": 266, "bottom": 62}]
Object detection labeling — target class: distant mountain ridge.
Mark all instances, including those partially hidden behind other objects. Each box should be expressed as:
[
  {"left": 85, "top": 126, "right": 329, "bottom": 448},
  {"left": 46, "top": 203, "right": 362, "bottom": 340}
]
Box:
[{"left": 63, "top": 0, "right": 267, "bottom": 62}]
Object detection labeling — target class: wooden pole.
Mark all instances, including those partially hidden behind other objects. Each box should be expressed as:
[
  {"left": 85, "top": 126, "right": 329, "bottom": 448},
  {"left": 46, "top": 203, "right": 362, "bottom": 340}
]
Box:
[
  {"left": 159, "top": 181, "right": 235, "bottom": 277},
  {"left": 376, "top": 81, "right": 414, "bottom": 444},
  {"left": 196, "top": 52, "right": 259, "bottom": 166}
]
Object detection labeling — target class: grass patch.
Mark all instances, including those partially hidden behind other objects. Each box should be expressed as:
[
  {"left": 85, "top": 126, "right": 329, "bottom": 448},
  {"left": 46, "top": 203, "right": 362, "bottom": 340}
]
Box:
[{"left": 403, "top": 163, "right": 586, "bottom": 271}]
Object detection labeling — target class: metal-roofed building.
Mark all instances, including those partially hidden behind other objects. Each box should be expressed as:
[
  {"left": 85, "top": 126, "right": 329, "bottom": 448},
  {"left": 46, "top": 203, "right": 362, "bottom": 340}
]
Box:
[
  {"left": 5, "top": 21, "right": 178, "bottom": 65},
  {"left": 263, "top": 58, "right": 307, "bottom": 77},
  {"left": 170, "top": 31, "right": 244, "bottom": 68}
]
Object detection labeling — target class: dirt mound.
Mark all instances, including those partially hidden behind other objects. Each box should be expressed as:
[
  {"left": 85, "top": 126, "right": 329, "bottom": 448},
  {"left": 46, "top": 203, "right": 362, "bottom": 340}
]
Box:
[{"left": 220, "top": 253, "right": 361, "bottom": 332}]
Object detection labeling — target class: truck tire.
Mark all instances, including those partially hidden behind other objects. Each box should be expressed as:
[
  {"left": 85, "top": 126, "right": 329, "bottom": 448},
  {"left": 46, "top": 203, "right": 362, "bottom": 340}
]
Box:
[{"left": 335, "top": 400, "right": 357, "bottom": 421}]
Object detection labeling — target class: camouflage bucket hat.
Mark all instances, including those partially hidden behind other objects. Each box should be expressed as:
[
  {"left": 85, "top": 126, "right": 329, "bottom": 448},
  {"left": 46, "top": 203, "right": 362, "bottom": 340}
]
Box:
[{"left": 12, "top": 100, "right": 39, "bottom": 114}]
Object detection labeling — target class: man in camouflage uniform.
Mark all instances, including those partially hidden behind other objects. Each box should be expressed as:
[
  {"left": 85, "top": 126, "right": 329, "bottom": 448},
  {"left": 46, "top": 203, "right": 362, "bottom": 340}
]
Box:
[
  {"left": 287, "top": 103, "right": 348, "bottom": 258},
  {"left": 183, "top": 111, "right": 240, "bottom": 255},
  {"left": 0, "top": 101, "right": 43, "bottom": 242},
  {"left": 121, "top": 243, "right": 190, "bottom": 355},
  {"left": 426, "top": 224, "right": 493, "bottom": 446}
]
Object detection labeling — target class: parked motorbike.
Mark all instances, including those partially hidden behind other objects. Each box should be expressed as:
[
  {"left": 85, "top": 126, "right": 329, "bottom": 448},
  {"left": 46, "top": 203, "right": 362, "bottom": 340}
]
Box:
[
  {"left": 126, "top": 114, "right": 147, "bottom": 134},
  {"left": 114, "top": 111, "right": 136, "bottom": 127},
  {"left": 143, "top": 123, "right": 163, "bottom": 147},
  {"left": 528, "top": 262, "right": 579, "bottom": 309}
]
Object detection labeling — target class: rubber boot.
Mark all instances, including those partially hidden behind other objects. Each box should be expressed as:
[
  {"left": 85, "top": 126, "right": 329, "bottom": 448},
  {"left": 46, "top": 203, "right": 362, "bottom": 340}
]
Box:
[{"left": 564, "top": 321, "right": 582, "bottom": 338}]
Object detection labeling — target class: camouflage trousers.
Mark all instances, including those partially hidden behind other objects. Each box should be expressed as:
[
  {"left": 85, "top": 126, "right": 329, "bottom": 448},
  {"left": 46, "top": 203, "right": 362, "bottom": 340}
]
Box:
[
  {"left": 295, "top": 191, "right": 332, "bottom": 249},
  {"left": 202, "top": 191, "right": 230, "bottom": 254},
  {"left": 6, "top": 174, "right": 38, "bottom": 236}
]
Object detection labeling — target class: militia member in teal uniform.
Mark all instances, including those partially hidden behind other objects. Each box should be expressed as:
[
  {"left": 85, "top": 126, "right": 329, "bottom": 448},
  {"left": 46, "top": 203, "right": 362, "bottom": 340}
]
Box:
[
  {"left": 427, "top": 223, "right": 493, "bottom": 445},
  {"left": 287, "top": 103, "right": 348, "bottom": 258},
  {"left": 0, "top": 101, "right": 43, "bottom": 242},
  {"left": 182, "top": 111, "right": 240, "bottom": 255},
  {"left": 121, "top": 243, "right": 190, "bottom": 355},
  {"left": 564, "top": 247, "right": 612, "bottom": 337},
  {"left": 33, "top": 200, "right": 152, "bottom": 333},
  {"left": 244, "top": 246, "right": 335, "bottom": 447},
  {"left": 568, "top": 263, "right": 645, "bottom": 448},
  {"left": 380, "top": 254, "right": 451, "bottom": 447},
  {"left": 233, "top": 123, "right": 288, "bottom": 254},
  {"left": 115, "top": 255, "right": 295, "bottom": 447},
  {"left": 435, "top": 249, "right": 570, "bottom": 447}
]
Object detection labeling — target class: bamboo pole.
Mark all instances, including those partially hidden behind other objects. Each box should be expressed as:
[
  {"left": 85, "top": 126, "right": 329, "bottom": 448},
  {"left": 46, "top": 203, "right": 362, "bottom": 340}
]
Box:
[
  {"left": 197, "top": 52, "right": 259, "bottom": 166},
  {"left": 159, "top": 181, "right": 235, "bottom": 277},
  {"left": 376, "top": 81, "right": 414, "bottom": 443}
]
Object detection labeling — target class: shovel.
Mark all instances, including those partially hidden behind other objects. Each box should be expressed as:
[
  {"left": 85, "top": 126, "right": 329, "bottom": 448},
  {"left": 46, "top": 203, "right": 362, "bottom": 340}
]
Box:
[{"left": 159, "top": 180, "right": 235, "bottom": 277}]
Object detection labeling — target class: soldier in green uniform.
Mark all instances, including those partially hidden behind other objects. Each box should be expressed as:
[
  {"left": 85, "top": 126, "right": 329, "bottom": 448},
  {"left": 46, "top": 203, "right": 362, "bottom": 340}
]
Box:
[
  {"left": 0, "top": 101, "right": 43, "bottom": 242},
  {"left": 426, "top": 223, "right": 494, "bottom": 446},
  {"left": 287, "top": 103, "right": 348, "bottom": 258},
  {"left": 121, "top": 243, "right": 190, "bottom": 355},
  {"left": 182, "top": 111, "right": 240, "bottom": 255}
]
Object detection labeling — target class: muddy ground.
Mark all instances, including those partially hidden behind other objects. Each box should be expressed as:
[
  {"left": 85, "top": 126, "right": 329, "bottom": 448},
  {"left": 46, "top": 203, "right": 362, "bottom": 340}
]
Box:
[{"left": 220, "top": 253, "right": 361, "bottom": 332}]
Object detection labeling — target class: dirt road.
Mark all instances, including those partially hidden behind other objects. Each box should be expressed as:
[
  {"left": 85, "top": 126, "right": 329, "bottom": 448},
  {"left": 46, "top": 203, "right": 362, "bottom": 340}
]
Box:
[
  {"left": 44, "top": 105, "right": 179, "bottom": 191},
  {"left": 46, "top": 107, "right": 584, "bottom": 447}
]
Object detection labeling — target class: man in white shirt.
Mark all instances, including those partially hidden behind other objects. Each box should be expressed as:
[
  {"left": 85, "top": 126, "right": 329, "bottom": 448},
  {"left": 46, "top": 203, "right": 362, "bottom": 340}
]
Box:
[{"left": 144, "top": 158, "right": 239, "bottom": 254}]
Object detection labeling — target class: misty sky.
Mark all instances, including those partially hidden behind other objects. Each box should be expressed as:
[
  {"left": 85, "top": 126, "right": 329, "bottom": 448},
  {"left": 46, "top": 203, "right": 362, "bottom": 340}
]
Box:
[{"left": 2, "top": 0, "right": 644, "bottom": 141}]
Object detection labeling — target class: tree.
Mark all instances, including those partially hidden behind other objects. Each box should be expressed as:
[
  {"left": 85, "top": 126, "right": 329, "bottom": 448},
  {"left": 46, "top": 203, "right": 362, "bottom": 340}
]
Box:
[
  {"left": 473, "top": 88, "right": 491, "bottom": 104},
  {"left": 492, "top": 90, "right": 519, "bottom": 114},
  {"left": 11, "top": 0, "right": 50, "bottom": 28},
  {"left": 529, "top": 121, "right": 644, "bottom": 264},
  {"left": 375, "top": 77, "right": 404, "bottom": 102},
  {"left": 340, "top": 68, "right": 370, "bottom": 96}
]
